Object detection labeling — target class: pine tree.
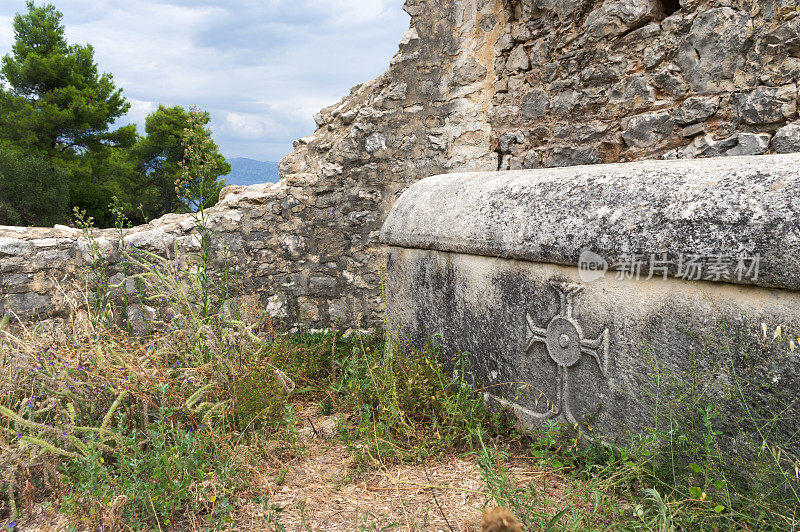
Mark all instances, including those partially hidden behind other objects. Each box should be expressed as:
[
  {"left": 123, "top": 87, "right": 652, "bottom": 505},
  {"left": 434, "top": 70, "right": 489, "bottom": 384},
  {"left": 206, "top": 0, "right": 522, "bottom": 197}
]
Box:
[
  {"left": 0, "top": 147, "right": 69, "bottom": 226},
  {"left": 0, "top": 1, "right": 133, "bottom": 156},
  {"left": 131, "top": 105, "right": 230, "bottom": 218},
  {"left": 0, "top": 1, "right": 136, "bottom": 226}
]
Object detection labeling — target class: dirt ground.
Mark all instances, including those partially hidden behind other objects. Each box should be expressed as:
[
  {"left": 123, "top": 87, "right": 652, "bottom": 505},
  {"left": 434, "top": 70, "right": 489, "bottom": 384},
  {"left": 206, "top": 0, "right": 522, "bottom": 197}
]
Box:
[
  {"left": 217, "top": 405, "right": 572, "bottom": 531},
  {"left": 14, "top": 405, "right": 574, "bottom": 531}
]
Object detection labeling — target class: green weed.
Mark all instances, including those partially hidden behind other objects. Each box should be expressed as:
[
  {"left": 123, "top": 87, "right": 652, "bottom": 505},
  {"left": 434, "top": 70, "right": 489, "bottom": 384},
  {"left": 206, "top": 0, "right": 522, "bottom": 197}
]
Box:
[
  {"left": 60, "top": 399, "right": 234, "bottom": 529},
  {"left": 633, "top": 319, "right": 800, "bottom": 530}
]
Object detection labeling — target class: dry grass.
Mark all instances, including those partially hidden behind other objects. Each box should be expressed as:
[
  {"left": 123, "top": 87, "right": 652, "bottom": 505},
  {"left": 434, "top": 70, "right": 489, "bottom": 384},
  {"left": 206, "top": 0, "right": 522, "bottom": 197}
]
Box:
[
  {"left": 4, "top": 388, "right": 630, "bottom": 531},
  {"left": 4, "top": 264, "right": 795, "bottom": 531},
  {"left": 197, "top": 403, "right": 630, "bottom": 532}
]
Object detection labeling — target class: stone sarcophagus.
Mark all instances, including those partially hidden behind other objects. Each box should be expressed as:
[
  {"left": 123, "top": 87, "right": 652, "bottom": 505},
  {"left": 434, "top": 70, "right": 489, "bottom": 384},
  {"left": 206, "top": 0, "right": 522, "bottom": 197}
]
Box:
[{"left": 380, "top": 154, "right": 800, "bottom": 443}]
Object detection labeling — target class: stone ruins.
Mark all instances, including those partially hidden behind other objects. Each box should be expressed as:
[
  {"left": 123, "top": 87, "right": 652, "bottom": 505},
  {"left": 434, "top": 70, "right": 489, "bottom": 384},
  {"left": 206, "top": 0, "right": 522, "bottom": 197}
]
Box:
[
  {"left": 2, "top": 0, "right": 800, "bottom": 336},
  {"left": 381, "top": 154, "right": 800, "bottom": 440}
]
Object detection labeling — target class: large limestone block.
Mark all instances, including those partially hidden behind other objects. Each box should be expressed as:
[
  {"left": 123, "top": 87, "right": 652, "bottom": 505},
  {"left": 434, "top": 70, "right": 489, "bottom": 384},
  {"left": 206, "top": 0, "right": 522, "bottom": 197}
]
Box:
[
  {"left": 676, "top": 7, "right": 753, "bottom": 91},
  {"left": 381, "top": 155, "right": 800, "bottom": 444},
  {"left": 584, "top": 0, "right": 664, "bottom": 40}
]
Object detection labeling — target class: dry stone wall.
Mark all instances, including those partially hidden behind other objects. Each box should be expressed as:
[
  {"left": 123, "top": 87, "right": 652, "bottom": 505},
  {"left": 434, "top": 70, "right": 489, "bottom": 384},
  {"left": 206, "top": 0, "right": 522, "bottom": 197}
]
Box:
[
  {"left": 491, "top": 0, "right": 800, "bottom": 168},
  {"left": 2, "top": 0, "right": 800, "bottom": 331}
]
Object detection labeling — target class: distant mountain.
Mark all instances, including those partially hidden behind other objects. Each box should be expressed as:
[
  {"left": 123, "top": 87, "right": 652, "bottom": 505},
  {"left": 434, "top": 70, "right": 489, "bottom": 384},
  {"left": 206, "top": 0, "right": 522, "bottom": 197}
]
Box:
[{"left": 224, "top": 157, "right": 280, "bottom": 186}]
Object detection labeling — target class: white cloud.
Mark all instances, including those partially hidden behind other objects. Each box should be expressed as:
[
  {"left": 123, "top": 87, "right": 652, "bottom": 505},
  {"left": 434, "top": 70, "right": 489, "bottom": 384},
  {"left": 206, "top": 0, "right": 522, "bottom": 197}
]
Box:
[
  {"left": 0, "top": 0, "right": 409, "bottom": 162},
  {"left": 316, "top": 0, "right": 388, "bottom": 26},
  {"left": 0, "top": 15, "right": 13, "bottom": 50},
  {"left": 222, "top": 112, "right": 272, "bottom": 138},
  {"left": 122, "top": 98, "right": 159, "bottom": 133}
]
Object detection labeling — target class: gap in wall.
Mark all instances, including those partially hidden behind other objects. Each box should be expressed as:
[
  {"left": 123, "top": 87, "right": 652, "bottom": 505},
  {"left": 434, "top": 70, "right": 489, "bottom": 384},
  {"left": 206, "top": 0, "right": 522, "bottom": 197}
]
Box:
[{"left": 661, "top": 0, "right": 681, "bottom": 17}]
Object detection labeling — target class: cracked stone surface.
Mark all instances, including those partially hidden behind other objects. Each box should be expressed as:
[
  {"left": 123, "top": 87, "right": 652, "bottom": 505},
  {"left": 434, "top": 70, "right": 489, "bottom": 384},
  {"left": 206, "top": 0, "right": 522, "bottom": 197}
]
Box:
[
  {"left": 383, "top": 154, "right": 800, "bottom": 444},
  {"left": 385, "top": 246, "right": 800, "bottom": 446},
  {"left": 381, "top": 154, "right": 800, "bottom": 291}
]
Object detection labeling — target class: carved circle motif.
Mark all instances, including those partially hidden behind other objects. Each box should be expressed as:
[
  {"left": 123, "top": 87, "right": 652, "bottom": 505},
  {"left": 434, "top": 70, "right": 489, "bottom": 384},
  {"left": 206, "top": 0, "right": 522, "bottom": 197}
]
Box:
[{"left": 545, "top": 316, "right": 582, "bottom": 367}]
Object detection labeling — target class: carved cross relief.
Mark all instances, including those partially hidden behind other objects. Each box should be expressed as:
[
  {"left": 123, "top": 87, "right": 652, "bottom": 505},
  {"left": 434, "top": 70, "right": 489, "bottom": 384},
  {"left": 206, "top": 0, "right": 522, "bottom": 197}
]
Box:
[{"left": 525, "top": 281, "right": 610, "bottom": 425}]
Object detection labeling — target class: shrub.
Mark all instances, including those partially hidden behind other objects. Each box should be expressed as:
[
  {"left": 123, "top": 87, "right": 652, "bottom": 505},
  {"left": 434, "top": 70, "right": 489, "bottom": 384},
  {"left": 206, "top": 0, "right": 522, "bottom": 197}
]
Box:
[{"left": 0, "top": 148, "right": 69, "bottom": 226}]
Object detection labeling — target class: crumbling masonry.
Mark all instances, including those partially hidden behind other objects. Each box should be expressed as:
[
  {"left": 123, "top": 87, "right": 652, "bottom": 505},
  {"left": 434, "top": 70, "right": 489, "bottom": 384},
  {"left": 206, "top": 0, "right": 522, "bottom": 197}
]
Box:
[{"left": 2, "top": 0, "right": 800, "bottom": 330}]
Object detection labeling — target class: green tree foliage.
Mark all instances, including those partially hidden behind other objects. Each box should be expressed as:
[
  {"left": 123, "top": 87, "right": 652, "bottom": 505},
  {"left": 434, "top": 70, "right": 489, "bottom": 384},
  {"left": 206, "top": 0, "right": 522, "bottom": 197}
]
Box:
[
  {"left": 0, "top": 1, "right": 133, "bottom": 156},
  {"left": 0, "top": 2, "right": 229, "bottom": 227},
  {"left": 0, "top": 1, "right": 136, "bottom": 226},
  {"left": 0, "top": 147, "right": 68, "bottom": 226},
  {"left": 131, "top": 105, "right": 230, "bottom": 218},
  {"left": 67, "top": 143, "right": 140, "bottom": 227}
]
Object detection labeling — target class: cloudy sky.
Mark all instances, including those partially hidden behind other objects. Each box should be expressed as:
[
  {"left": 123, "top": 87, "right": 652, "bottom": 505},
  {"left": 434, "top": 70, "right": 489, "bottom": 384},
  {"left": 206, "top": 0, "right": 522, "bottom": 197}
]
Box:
[{"left": 0, "top": 0, "right": 409, "bottom": 162}]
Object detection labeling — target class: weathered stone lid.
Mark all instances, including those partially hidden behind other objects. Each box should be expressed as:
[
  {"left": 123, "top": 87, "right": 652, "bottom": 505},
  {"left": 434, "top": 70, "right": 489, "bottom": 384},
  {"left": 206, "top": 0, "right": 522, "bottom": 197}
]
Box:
[{"left": 380, "top": 154, "right": 800, "bottom": 291}]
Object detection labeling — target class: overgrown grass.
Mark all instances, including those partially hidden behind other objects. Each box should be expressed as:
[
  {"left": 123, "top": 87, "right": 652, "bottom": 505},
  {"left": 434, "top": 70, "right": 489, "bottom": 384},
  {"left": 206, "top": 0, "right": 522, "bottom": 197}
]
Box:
[
  {"left": 0, "top": 305, "right": 503, "bottom": 529},
  {"left": 3, "top": 209, "right": 798, "bottom": 530},
  {"left": 2, "top": 303, "right": 799, "bottom": 529},
  {"left": 1, "top": 118, "right": 798, "bottom": 530},
  {"left": 630, "top": 320, "right": 800, "bottom": 530}
]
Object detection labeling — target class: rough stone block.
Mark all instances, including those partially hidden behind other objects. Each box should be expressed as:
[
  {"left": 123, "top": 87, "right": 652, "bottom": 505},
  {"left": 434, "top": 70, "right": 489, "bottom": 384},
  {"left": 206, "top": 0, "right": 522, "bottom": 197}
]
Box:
[
  {"left": 678, "top": 134, "right": 739, "bottom": 158},
  {"left": 496, "top": 32, "right": 514, "bottom": 53},
  {"left": 621, "top": 111, "right": 674, "bottom": 148},
  {"left": 734, "top": 85, "right": 797, "bottom": 125},
  {"left": 506, "top": 44, "right": 530, "bottom": 72},
  {"left": 764, "top": 17, "right": 800, "bottom": 56},
  {"left": 725, "top": 132, "right": 771, "bottom": 156},
  {"left": 453, "top": 58, "right": 487, "bottom": 86},
  {"left": 772, "top": 121, "right": 800, "bottom": 153},
  {"left": 681, "top": 123, "right": 705, "bottom": 138},
  {"left": 0, "top": 237, "right": 32, "bottom": 256},
  {"left": 549, "top": 90, "right": 580, "bottom": 114},
  {"left": 677, "top": 7, "right": 753, "bottom": 90},
  {"left": 510, "top": 22, "right": 532, "bottom": 42},
  {"left": 364, "top": 132, "right": 386, "bottom": 153},
  {"left": 309, "top": 275, "right": 337, "bottom": 289},
  {"left": 3, "top": 292, "right": 52, "bottom": 318},
  {"left": 1, "top": 273, "right": 32, "bottom": 293},
  {"left": 584, "top": 0, "right": 664, "bottom": 40},
  {"left": 546, "top": 146, "right": 601, "bottom": 167},
  {"left": 298, "top": 296, "right": 321, "bottom": 322},
  {"left": 128, "top": 304, "right": 157, "bottom": 335},
  {"left": 672, "top": 96, "right": 720, "bottom": 126},
  {"left": 523, "top": 150, "right": 541, "bottom": 169},
  {"left": 499, "top": 131, "right": 525, "bottom": 152},
  {"left": 609, "top": 76, "right": 655, "bottom": 110},
  {"left": 381, "top": 155, "right": 800, "bottom": 443},
  {"left": 521, "top": 90, "right": 549, "bottom": 119}
]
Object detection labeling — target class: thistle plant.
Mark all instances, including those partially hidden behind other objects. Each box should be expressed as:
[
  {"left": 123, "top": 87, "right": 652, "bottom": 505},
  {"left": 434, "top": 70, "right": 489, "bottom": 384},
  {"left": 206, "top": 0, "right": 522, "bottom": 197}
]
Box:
[
  {"left": 73, "top": 207, "right": 113, "bottom": 329},
  {"left": 175, "top": 106, "right": 227, "bottom": 320}
]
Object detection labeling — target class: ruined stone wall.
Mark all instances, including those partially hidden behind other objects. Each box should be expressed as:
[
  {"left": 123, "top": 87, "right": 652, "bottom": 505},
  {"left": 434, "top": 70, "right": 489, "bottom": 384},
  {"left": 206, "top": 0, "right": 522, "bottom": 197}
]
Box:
[
  {"left": 2, "top": 0, "right": 800, "bottom": 330},
  {"left": 491, "top": 0, "right": 800, "bottom": 168}
]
